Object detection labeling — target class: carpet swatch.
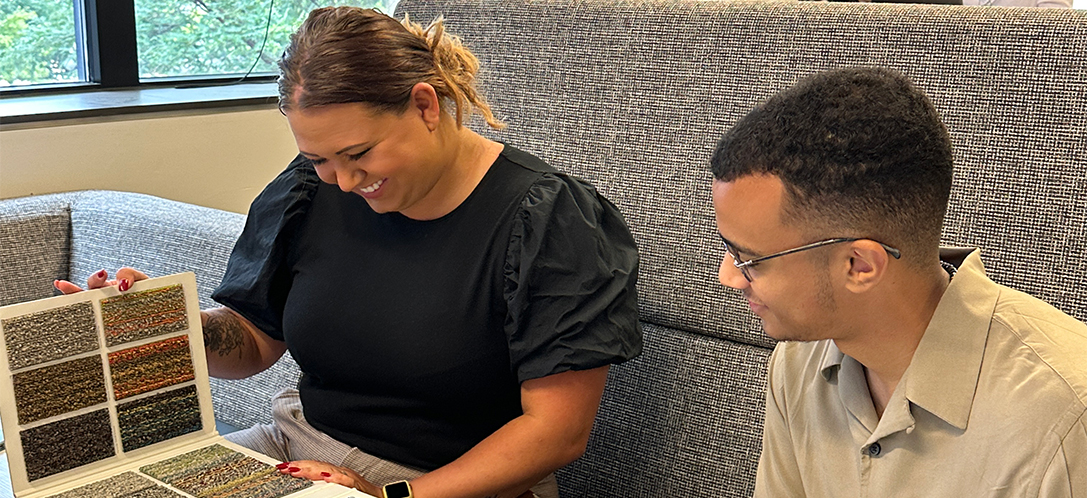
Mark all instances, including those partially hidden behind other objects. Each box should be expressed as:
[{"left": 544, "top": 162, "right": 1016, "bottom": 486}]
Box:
[
  {"left": 21, "top": 409, "right": 115, "bottom": 481},
  {"left": 45, "top": 471, "right": 183, "bottom": 498},
  {"left": 2, "top": 302, "right": 98, "bottom": 370},
  {"left": 13, "top": 355, "right": 106, "bottom": 424},
  {"left": 140, "top": 444, "right": 312, "bottom": 498},
  {"left": 101, "top": 285, "right": 188, "bottom": 346},
  {"left": 109, "top": 335, "right": 195, "bottom": 400},
  {"left": 117, "top": 385, "right": 202, "bottom": 452}
]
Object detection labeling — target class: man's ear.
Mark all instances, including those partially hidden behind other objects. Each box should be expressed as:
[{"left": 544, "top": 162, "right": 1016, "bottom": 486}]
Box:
[
  {"left": 408, "top": 82, "right": 442, "bottom": 131},
  {"left": 843, "top": 240, "right": 891, "bottom": 294}
]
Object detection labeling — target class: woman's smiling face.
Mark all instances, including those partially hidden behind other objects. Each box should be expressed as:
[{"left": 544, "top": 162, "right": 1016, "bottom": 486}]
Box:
[{"left": 286, "top": 100, "right": 447, "bottom": 218}]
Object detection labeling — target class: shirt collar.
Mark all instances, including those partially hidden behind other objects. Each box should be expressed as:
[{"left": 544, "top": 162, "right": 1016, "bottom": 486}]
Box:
[
  {"left": 902, "top": 247, "right": 999, "bottom": 430},
  {"left": 819, "top": 341, "right": 846, "bottom": 380},
  {"left": 819, "top": 247, "right": 1000, "bottom": 430}
]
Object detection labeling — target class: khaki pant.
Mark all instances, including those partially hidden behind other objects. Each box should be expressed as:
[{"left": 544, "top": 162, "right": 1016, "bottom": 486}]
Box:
[{"left": 225, "top": 389, "right": 559, "bottom": 498}]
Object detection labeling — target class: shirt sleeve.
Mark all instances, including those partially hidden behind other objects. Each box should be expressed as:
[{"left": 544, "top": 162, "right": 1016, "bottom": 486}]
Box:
[
  {"left": 211, "top": 155, "right": 319, "bottom": 341},
  {"left": 754, "top": 342, "right": 807, "bottom": 497},
  {"left": 1037, "top": 409, "right": 1087, "bottom": 497},
  {"left": 503, "top": 172, "right": 642, "bottom": 382}
]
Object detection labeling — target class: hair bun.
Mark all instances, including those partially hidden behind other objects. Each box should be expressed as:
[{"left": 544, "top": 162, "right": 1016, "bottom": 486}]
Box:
[{"left": 400, "top": 14, "right": 503, "bottom": 129}]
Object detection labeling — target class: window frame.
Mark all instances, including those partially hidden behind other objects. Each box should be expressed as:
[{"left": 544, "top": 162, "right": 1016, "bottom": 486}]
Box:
[{"left": 1, "top": 0, "right": 280, "bottom": 123}]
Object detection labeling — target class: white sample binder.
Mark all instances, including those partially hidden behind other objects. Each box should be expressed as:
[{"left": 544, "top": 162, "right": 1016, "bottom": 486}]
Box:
[{"left": 0, "top": 273, "right": 371, "bottom": 498}]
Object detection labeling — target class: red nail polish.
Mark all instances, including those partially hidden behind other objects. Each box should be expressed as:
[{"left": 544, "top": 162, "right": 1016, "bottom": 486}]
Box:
[
  {"left": 276, "top": 462, "right": 289, "bottom": 469},
  {"left": 119, "top": 279, "right": 130, "bottom": 292},
  {"left": 97, "top": 269, "right": 107, "bottom": 278},
  {"left": 288, "top": 467, "right": 300, "bottom": 472},
  {"left": 321, "top": 472, "right": 331, "bottom": 477}
]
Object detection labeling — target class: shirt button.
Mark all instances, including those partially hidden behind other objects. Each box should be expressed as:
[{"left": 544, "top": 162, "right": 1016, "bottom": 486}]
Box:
[{"left": 868, "top": 443, "right": 882, "bottom": 457}]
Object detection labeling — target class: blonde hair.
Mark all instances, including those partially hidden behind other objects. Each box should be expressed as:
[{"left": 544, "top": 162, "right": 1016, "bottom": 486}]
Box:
[{"left": 278, "top": 7, "right": 504, "bottom": 129}]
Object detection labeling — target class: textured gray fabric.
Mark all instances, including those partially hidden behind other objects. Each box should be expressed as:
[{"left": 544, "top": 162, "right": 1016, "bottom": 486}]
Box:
[
  {"left": 0, "top": 193, "right": 77, "bottom": 307},
  {"left": 66, "top": 191, "right": 245, "bottom": 311},
  {"left": 211, "top": 360, "right": 302, "bottom": 430},
  {"left": 396, "top": 0, "right": 1087, "bottom": 349},
  {"left": 556, "top": 322, "right": 769, "bottom": 497}
]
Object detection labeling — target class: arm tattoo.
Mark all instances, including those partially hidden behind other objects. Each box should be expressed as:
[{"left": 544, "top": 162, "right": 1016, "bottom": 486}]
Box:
[{"left": 203, "top": 309, "right": 245, "bottom": 357}]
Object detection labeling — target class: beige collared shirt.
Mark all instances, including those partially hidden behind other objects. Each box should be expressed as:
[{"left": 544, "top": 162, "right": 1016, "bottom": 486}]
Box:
[{"left": 754, "top": 248, "right": 1087, "bottom": 497}]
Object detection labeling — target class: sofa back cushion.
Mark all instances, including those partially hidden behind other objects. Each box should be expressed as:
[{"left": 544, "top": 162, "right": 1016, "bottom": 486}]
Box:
[
  {"left": 395, "top": 1, "right": 1087, "bottom": 495},
  {"left": 397, "top": 0, "right": 1087, "bottom": 340}
]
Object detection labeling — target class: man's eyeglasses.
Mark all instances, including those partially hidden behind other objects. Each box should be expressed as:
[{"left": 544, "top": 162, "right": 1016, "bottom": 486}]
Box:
[{"left": 720, "top": 236, "right": 902, "bottom": 282}]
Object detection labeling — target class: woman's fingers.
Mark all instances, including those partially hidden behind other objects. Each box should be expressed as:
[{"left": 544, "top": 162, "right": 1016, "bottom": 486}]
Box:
[
  {"left": 54, "top": 268, "right": 151, "bottom": 295},
  {"left": 321, "top": 470, "right": 361, "bottom": 490},
  {"left": 86, "top": 269, "right": 109, "bottom": 289},
  {"left": 53, "top": 269, "right": 109, "bottom": 295},
  {"left": 114, "top": 267, "right": 150, "bottom": 292},
  {"left": 277, "top": 460, "right": 327, "bottom": 480},
  {"left": 277, "top": 460, "right": 380, "bottom": 494},
  {"left": 53, "top": 279, "right": 86, "bottom": 295}
]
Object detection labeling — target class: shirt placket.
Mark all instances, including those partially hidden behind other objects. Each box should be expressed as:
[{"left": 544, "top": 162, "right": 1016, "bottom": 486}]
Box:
[{"left": 838, "top": 356, "right": 916, "bottom": 496}]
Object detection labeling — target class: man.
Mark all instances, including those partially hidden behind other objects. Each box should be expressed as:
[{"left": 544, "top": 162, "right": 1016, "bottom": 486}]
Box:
[{"left": 710, "top": 67, "right": 1086, "bottom": 496}]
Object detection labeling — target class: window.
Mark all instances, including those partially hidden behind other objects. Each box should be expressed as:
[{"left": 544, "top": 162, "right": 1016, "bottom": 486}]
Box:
[
  {"left": 1, "top": 0, "right": 396, "bottom": 89},
  {"left": 136, "top": 0, "right": 394, "bottom": 79},
  {"left": 0, "top": 0, "right": 81, "bottom": 86}
]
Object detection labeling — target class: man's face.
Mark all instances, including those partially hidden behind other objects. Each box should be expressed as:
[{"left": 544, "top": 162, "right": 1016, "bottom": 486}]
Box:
[{"left": 712, "top": 175, "right": 840, "bottom": 342}]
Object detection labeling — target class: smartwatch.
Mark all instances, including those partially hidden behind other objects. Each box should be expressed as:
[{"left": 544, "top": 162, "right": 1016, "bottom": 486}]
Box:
[{"left": 382, "top": 480, "right": 413, "bottom": 498}]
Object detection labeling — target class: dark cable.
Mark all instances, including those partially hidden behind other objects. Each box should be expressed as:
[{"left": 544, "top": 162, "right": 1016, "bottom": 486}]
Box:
[
  {"left": 238, "top": 0, "right": 276, "bottom": 81},
  {"left": 176, "top": 0, "right": 275, "bottom": 88}
]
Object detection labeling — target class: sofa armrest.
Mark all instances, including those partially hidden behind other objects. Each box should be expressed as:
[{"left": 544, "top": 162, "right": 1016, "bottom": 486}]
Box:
[{"left": 0, "top": 192, "right": 83, "bottom": 307}]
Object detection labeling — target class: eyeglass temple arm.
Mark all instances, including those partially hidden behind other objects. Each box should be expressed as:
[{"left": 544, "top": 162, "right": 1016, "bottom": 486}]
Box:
[
  {"left": 736, "top": 238, "right": 901, "bottom": 269},
  {"left": 736, "top": 238, "right": 853, "bottom": 269}
]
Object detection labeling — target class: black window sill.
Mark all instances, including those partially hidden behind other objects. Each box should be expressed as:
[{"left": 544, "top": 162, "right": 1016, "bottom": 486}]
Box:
[{"left": 0, "top": 82, "right": 279, "bottom": 126}]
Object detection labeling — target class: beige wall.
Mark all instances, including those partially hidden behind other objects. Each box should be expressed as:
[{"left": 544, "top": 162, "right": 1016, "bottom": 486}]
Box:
[{"left": 0, "top": 105, "right": 299, "bottom": 214}]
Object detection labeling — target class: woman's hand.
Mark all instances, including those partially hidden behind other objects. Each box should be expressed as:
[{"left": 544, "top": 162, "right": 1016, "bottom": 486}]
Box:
[
  {"left": 277, "top": 460, "right": 383, "bottom": 496},
  {"left": 54, "top": 267, "right": 149, "bottom": 294}
]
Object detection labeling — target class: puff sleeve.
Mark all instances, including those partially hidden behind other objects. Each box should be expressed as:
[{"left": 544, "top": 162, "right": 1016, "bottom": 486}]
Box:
[
  {"left": 503, "top": 172, "right": 642, "bottom": 382},
  {"left": 211, "top": 155, "right": 319, "bottom": 341}
]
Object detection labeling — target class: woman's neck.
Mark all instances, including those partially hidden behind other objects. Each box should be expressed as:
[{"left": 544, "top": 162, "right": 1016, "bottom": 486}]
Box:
[{"left": 399, "top": 120, "right": 503, "bottom": 221}]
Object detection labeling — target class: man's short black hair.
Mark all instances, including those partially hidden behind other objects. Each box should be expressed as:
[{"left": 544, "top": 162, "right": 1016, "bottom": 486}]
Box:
[{"left": 711, "top": 67, "right": 954, "bottom": 267}]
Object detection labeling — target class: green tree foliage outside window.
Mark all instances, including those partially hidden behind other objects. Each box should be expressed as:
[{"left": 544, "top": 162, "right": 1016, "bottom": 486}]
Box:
[
  {"left": 137, "top": 0, "right": 391, "bottom": 78},
  {"left": 0, "top": 0, "right": 78, "bottom": 86},
  {"left": 1, "top": 0, "right": 395, "bottom": 87}
]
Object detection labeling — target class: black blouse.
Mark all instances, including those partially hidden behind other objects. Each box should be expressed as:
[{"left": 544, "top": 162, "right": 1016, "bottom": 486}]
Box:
[{"left": 212, "top": 144, "right": 641, "bottom": 470}]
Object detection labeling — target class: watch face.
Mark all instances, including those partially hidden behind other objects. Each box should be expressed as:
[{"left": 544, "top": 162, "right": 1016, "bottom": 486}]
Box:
[{"left": 385, "top": 481, "right": 411, "bottom": 498}]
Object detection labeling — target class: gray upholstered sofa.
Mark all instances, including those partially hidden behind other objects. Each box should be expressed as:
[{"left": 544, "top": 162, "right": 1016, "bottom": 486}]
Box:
[{"left": 3, "top": 1, "right": 1086, "bottom": 496}]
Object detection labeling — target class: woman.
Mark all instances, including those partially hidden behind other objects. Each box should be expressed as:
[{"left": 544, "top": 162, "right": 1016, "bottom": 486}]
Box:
[{"left": 60, "top": 7, "right": 641, "bottom": 498}]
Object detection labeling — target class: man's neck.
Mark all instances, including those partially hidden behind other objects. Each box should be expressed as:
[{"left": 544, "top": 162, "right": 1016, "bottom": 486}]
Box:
[{"left": 835, "top": 262, "right": 951, "bottom": 418}]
